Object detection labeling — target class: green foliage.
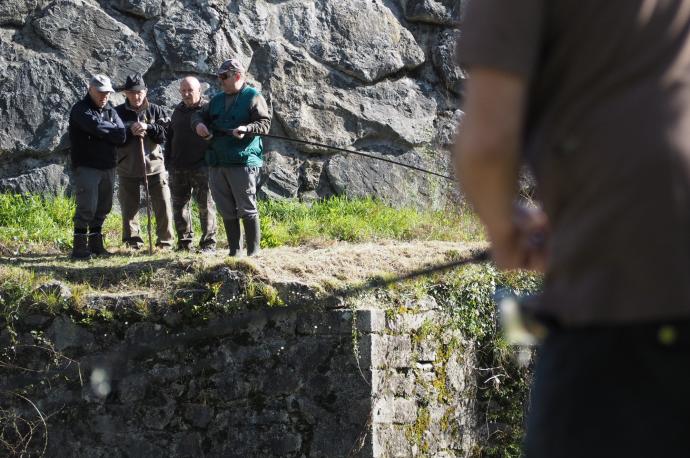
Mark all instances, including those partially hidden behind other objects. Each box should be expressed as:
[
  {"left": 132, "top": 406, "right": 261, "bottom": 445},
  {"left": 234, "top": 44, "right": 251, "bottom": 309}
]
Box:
[
  {"left": 0, "top": 193, "right": 121, "bottom": 252},
  {"left": 259, "top": 196, "right": 484, "bottom": 247},
  {"left": 427, "top": 264, "right": 542, "bottom": 457},
  {"left": 0, "top": 193, "right": 484, "bottom": 253}
]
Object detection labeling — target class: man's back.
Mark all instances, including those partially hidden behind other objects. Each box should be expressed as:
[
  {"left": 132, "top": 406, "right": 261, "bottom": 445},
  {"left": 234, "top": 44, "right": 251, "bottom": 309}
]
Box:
[{"left": 461, "top": 0, "right": 690, "bottom": 325}]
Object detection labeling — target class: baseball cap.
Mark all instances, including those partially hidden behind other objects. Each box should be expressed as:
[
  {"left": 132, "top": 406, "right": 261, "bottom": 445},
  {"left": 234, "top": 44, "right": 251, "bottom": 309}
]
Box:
[
  {"left": 217, "top": 58, "right": 245, "bottom": 75},
  {"left": 89, "top": 74, "right": 115, "bottom": 93}
]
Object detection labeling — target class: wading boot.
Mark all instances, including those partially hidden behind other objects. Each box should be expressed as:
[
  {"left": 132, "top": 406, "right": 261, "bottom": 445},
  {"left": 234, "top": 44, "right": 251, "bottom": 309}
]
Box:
[
  {"left": 71, "top": 232, "right": 91, "bottom": 260},
  {"left": 88, "top": 230, "right": 111, "bottom": 256},
  {"left": 243, "top": 215, "right": 261, "bottom": 257},
  {"left": 223, "top": 218, "right": 243, "bottom": 257}
]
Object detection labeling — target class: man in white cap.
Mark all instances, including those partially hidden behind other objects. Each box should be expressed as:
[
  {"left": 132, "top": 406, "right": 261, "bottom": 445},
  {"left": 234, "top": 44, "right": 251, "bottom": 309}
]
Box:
[
  {"left": 191, "top": 58, "right": 271, "bottom": 257},
  {"left": 68, "top": 74, "right": 126, "bottom": 259}
]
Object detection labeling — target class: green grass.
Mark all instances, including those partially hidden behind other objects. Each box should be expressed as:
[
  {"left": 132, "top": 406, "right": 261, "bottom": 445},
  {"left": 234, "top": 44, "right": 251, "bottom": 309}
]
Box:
[
  {"left": 260, "top": 196, "right": 484, "bottom": 247},
  {"left": 0, "top": 193, "right": 484, "bottom": 253}
]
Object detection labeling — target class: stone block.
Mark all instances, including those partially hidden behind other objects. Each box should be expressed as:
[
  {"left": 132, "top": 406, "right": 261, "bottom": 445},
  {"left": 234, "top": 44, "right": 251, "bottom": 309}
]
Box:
[
  {"left": 45, "top": 315, "right": 95, "bottom": 352},
  {"left": 393, "top": 398, "right": 417, "bottom": 424},
  {"left": 372, "top": 396, "right": 393, "bottom": 424},
  {"left": 183, "top": 403, "right": 213, "bottom": 428},
  {"left": 355, "top": 308, "right": 386, "bottom": 334}
]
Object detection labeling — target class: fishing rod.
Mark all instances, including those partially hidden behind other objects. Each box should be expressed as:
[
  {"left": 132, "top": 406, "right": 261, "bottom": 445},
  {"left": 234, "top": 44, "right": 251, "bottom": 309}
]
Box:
[{"left": 232, "top": 130, "right": 455, "bottom": 181}]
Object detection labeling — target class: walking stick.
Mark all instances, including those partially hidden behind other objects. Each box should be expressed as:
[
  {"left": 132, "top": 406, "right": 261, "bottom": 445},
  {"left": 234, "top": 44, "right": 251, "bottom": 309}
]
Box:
[{"left": 139, "top": 137, "right": 154, "bottom": 255}]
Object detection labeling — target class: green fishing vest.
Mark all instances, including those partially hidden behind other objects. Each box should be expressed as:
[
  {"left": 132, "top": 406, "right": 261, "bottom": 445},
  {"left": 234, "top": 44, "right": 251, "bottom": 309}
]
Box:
[{"left": 206, "top": 86, "right": 263, "bottom": 167}]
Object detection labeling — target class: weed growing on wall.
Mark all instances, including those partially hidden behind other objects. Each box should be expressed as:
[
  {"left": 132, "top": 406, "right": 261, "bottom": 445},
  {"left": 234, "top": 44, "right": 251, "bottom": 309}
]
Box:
[{"left": 435, "top": 264, "right": 541, "bottom": 457}]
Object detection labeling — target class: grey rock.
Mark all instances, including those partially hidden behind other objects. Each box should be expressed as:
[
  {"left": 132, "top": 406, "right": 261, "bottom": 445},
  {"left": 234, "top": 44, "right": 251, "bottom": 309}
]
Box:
[
  {"left": 31, "top": 0, "right": 155, "bottom": 83},
  {"left": 0, "top": 163, "right": 69, "bottom": 195},
  {"left": 153, "top": 6, "right": 249, "bottom": 75},
  {"left": 21, "top": 313, "right": 52, "bottom": 327},
  {"left": 433, "top": 29, "right": 465, "bottom": 95},
  {"left": 113, "top": 0, "right": 162, "bottom": 19},
  {"left": 256, "top": 42, "right": 436, "bottom": 150},
  {"left": 183, "top": 403, "right": 213, "bottom": 428},
  {"left": 258, "top": 150, "right": 302, "bottom": 200},
  {"left": 435, "top": 109, "right": 464, "bottom": 147},
  {"left": 118, "top": 373, "right": 148, "bottom": 403},
  {"left": 276, "top": 0, "right": 425, "bottom": 82},
  {"left": 0, "top": 0, "right": 49, "bottom": 26},
  {"left": 0, "top": 30, "right": 84, "bottom": 156},
  {"left": 34, "top": 279, "right": 72, "bottom": 300},
  {"left": 142, "top": 400, "right": 176, "bottom": 429},
  {"left": 173, "top": 431, "right": 204, "bottom": 457},
  {"left": 326, "top": 147, "right": 455, "bottom": 210},
  {"left": 402, "top": 0, "right": 462, "bottom": 25},
  {"left": 46, "top": 315, "right": 95, "bottom": 351}
]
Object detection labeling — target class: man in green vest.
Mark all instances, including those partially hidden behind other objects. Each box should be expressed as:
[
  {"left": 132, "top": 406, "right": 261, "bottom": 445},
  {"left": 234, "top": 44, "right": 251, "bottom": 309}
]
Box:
[{"left": 191, "top": 58, "right": 271, "bottom": 256}]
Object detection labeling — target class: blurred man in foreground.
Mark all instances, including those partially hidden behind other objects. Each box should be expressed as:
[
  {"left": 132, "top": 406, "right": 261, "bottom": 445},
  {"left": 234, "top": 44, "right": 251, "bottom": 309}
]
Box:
[{"left": 455, "top": 1, "right": 690, "bottom": 456}]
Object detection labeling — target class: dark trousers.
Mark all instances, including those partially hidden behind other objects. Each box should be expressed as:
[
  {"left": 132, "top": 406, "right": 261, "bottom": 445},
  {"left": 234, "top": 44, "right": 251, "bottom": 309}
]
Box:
[
  {"left": 170, "top": 167, "right": 217, "bottom": 248},
  {"left": 524, "top": 319, "right": 690, "bottom": 457},
  {"left": 72, "top": 166, "right": 115, "bottom": 230}
]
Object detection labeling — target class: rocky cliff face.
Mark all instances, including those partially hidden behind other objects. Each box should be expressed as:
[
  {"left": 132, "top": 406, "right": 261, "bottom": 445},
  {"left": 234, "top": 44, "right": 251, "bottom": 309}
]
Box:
[{"left": 0, "top": 0, "right": 464, "bottom": 209}]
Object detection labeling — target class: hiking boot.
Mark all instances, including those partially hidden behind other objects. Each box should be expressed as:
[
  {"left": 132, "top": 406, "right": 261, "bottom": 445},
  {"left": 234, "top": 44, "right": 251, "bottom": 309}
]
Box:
[
  {"left": 199, "top": 244, "right": 216, "bottom": 254},
  {"left": 71, "top": 233, "right": 91, "bottom": 260},
  {"left": 223, "top": 218, "right": 242, "bottom": 257},
  {"left": 156, "top": 243, "right": 174, "bottom": 252},
  {"left": 177, "top": 241, "right": 192, "bottom": 252},
  {"left": 88, "top": 232, "right": 111, "bottom": 256},
  {"left": 243, "top": 215, "right": 261, "bottom": 257},
  {"left": 124, "top": 237, "right": 144, "bottom": 250}
]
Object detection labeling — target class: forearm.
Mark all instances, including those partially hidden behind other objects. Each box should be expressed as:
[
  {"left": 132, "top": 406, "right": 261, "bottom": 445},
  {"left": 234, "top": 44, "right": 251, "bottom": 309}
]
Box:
[
  {"left": 245, "top": 96, "right": 271, "bottom": 134},
  {"left": 454, "top": 132, "right": 520, "bottom": 241}
]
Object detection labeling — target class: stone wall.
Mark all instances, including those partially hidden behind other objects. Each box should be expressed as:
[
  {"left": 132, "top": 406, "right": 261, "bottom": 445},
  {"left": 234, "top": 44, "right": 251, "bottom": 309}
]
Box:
[
  {"left": 0, "top": 0, "right": 465, "bottom": 209},
  {"left": 0, "top": 299, "right": 479, "bottom": 457}
]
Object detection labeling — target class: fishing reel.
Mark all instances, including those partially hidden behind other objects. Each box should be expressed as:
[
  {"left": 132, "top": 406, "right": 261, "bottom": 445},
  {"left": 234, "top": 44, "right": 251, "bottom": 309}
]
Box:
[{"left": 494, "top": 288, "right": 549, "bottom": 346}]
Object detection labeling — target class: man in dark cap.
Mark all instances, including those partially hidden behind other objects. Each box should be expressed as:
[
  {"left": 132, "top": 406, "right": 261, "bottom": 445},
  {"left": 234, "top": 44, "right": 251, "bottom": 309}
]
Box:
[
  {"left": 165, "top": 76, "right": 217, "bottom": 252},
  {"left": 191, "top": 58, "right": 271, "bottom": 257},
  {"left": 115, "top": 73, "right": 174, "bottom": 250},
  {"left": 68, "top": 73, "right": 126, "bottom": 259},
  {"left": 455, "top": 1, "right": 690, "bottom": 456}
]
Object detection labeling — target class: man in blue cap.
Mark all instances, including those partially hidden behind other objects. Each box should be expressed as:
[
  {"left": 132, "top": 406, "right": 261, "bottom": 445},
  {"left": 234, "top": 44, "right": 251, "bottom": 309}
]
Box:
[{"left": 191, "top": 58, "right": 271, "bottom": 256}]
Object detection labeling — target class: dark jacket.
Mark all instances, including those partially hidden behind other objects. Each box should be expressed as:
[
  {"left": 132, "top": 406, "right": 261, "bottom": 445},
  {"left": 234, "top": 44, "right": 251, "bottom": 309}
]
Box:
[
  {"left": 69, "top": 94, "right": 126, "bottom": 170},
  {"left": 164, "top": 101, "right": 208, "bottom": 170},
  {"left": 115, "top": 99, "right": 167, "bottom": 177}
]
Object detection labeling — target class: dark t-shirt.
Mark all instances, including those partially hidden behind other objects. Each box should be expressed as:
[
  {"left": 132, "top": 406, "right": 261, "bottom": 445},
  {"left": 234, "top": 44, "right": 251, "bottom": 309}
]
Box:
[{"left": 459, "top": 0, "right": 690, "bottom": 325}]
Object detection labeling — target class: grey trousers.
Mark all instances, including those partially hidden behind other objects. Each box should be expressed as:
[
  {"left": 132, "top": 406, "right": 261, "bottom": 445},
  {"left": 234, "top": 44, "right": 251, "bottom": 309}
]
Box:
[
  {"left": 118, "top": 172, "right": 174, "bottom": 246},
  {"left": 170, "top": 167, "right": 217, "bottom": 247},
  {"left": 208, "top": 166, "right": 259, "bottom": 219},
  {"left": 73, "top": 166, "right": 115, "bottom": 230}
]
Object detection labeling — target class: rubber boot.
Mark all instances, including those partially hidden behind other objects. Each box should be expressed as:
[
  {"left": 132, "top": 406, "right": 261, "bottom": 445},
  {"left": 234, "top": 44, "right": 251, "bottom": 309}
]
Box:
[
  {"left": 243, "top": 215, "right": 261, "bottom": 257},
  {"left": 88, "top": 230, "right": 111, "bottom": 256},
  {"left": 71, "top": 233, "right": 91, "bottom": 260},
  {"left": 223, "top": 218, "right": 243, "bottom": 257}
]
